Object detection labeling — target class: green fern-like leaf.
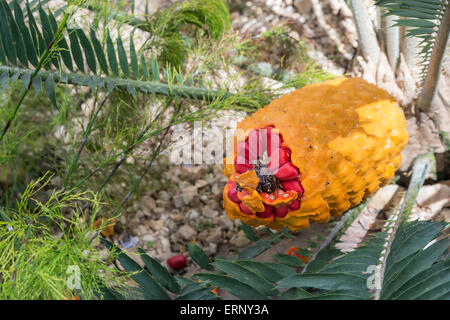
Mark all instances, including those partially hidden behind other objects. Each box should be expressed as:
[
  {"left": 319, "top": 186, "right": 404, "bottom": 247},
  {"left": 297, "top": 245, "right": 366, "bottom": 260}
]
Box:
[
  {"left": 276, "top": 154, "right": 449, "bottom": 300},
  {"left": 375, "top": 0, "right": 448, "bottom": 78},
  {"left": 0, "top": 0, "right": 232, "bottom": 107}
]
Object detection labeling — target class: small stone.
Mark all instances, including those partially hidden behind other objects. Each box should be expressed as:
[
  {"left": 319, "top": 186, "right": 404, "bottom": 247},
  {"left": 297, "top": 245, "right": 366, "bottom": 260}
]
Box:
[
  {"left": 142, "top": 234, "right": 156, "bottom": 243},
  {"left": 170, "top": 233, "right": 180, "bottom": 244},
  {"left": 437, "top": 208, "right": 450, "bottom": 222},
  {"left": 294, "top": 0, "right": 312, "bottom": 14},
  {"left": 155, "top": 199, "right": 168, "bottom": 209},
  {"left": 206, "top": 199, "right": 220, "bottom": 211},
  {"left": 202, "top": 207, "right": 219, "bottom": 218},
  {"left": 160, "top": 226, "right": 170, "bottom": 237},
  {"left": 188, "top": 210, "right": 199, "bottom": 220},
  {"left": 358, "top": 209, "right": 378, "bottom": 230},
  {"left": 368, "top": 185, "right": 399, "bottom": 211},
  {"left": 136, "top": 211, "right": 146, "bottom": 220},
  {"left": 198, "top": 231, "right": 209, "bottom": 241},
  {"left": 178, "top": 225, "right": 196, "bottom": 241},
  {"left": 159, "top": 238, "right": 171, "bottom": 252},
  {"left": 217, "top": 216, "right": 234, "bottom": 230},
  {"left": 153, "top": 207, "right": 164, "bottom": 217},
  {"left": 158, "top": 190, "right": 171, "bottom": 201},
  {"left": 151, "top": 219, "right": 164, "bottom": 230},
  {"left": 136, "top": 225, "right": 147, "bottom": 236},
  {"left": 230, "top": 230, "right": 251, "bottom": 247},
  {"left": 165, "top": 219, "right": 177, "bottom": 232},
  {"left": 182, "top": 185, "right": 198, "bottom": 205},
  {"left": 196, "top": 179, "right": 208, "bottom": 188},
  {"left": 173, "top": 196, "right": 184, "bottom": 209},
  {"left": 212, "top": 184, "right": 222, "bottom": 196},
  {"left": 209, "top": 242, "right": 218, "bottom": 254},
  {"left": 141, "top": 196, "right": 156, "bottom": 216},
  {"left": 173, "top": 213, "right": 185, "bottom": 223},
  {"left": 200, "top": 195, "right": 209, "bottom": 203},
  {"left": 207, "top": 230, "right": 222, "bottom": 243},
  {"left": 413, "top": 183, "right": 450, "bottom": 219}
]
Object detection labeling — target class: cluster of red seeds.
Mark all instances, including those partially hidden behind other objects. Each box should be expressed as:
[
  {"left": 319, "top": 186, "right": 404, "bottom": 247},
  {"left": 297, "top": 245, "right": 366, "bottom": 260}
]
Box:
[{"left": 227, "top": 127, "right": 304, "bottom": 219}]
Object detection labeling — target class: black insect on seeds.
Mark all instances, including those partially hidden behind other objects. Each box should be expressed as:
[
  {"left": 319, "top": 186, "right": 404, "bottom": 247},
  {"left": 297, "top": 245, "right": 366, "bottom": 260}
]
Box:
[{"left": 253, "top": 160, "right": 283, "bottom": 194}]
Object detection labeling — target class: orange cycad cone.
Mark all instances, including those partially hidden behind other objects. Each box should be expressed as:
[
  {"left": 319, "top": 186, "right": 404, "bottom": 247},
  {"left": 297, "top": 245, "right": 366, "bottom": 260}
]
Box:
[{"left": 223, "top": 77, "right": 409, "bottom": 231}]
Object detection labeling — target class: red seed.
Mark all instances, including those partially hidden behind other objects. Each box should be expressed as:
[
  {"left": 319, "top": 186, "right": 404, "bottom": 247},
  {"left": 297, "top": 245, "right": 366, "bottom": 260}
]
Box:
[
  {"left": 281, "top": 180, "right": 304, "bottom": 195},
  {"left": 283, "top": 147, "right": 292, "bottom": 157},
  {"left": 268, "top": 147, "right": 290, "bottom": 171},
  {"left": 274, "top": 206, "right": 289, "bottom": 218},
  {"left": 237, "top": 141, "right": 257, "bottom": 162},
  {"left": 288, "top": 199, "right": 300, "bottom": 210},
  {"left": 256, "top": 205, "right": 273, "bottom": 218},
  {"left": 239, "top": 203, "right": 254, "bottom": 215},
  {"left": 234, "top": 156, "right": 253, "bottom": 173},
  {"left": 247, "top": 130, "right": 260, "bottom": 157},
  {"left": 227, "top": 182, "right": 241, "bottom": 203},
  {"left": 274, "top": 162, "right": 299, "bottom": 180},
  {"left": 248, "top": 129, "right": 268, "bottom": 157},
  {"left": 167, "top": 254, "right": 187, "bottom": 270},
  {"left": 267, "top": 128, "right": 283, "bottom": 157}
]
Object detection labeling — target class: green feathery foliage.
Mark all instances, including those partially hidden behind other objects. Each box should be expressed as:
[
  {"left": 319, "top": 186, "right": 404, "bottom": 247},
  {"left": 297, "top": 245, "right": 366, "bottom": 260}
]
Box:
[
  {"left": 87, "top": 0, "right": 232, "bottom": 67},
  {"left": 0, "top": 173, "right": 126, "bottom": 300}
]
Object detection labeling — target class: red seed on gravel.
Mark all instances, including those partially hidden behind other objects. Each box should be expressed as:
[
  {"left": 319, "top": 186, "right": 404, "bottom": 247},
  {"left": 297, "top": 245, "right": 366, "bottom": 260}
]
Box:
[{"left": 167, "top": 255, "right": 187, "bottom": 270}]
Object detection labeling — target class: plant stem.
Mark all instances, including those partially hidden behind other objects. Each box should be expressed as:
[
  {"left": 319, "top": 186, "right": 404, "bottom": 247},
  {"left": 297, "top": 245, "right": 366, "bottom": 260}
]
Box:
[
  {"left": 0, "top": 66, "right": 229, "bottom": 102},
  {"left": 301, "top": 199, "right": 370, "bottom": 274},
  {"left": 63, "top": 93, "right": 109, "bottom": 190},
  {"left": 374, "top": 153, "right": 434, "bottom": 299},
  {"left": 417, "top": 3, "right": 450, "bottom": 113},
  {"left": 381, "top": 9, "right": 400, "bottom": 69},
  {"left": 112, "top": 125, "right": 172, "bottom": 216},
  {"left": 93, "top": 98, "right": 172, "bottom": 197},
  {"left": 110, "top": 101, "right": 184, "bottom": 215},
  {"left": 400, "top": 26, "right": 421, "bottom": 83},
  {"left": 0, "top": 12, "right": 70, "bottom": 142},
  {"left": 350, "top": 0, "right": 381, "bottom": 64},
  {"left": 70, "top": 97, "right": 224, "bottom": 191}
]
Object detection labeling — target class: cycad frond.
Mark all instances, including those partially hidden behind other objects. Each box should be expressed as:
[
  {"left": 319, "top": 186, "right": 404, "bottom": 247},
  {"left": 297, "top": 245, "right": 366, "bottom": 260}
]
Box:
[
  {"left": 375, "top": 0, "right": 449, "bottom": 78},
  {"left": 99, "top": 157, "right": 449, "bottom": 300},
  {"left": 277, "top": 154, "right": 449, "bottom": 300},
  {"left": 0, "top": 0, "right": 230, "bottom": 107}
]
